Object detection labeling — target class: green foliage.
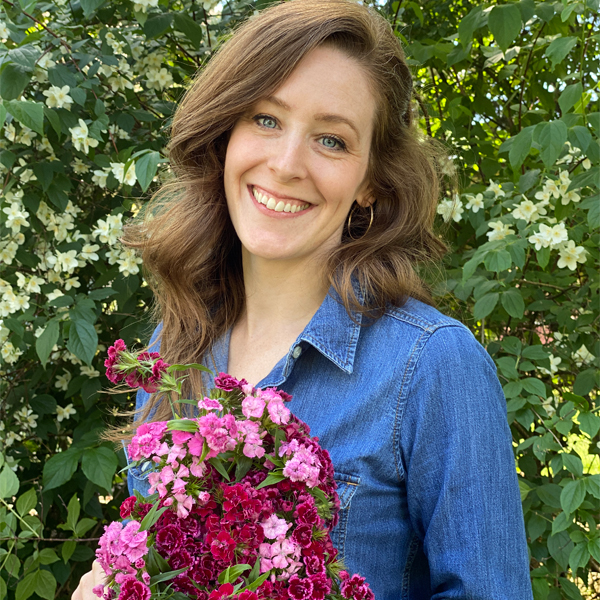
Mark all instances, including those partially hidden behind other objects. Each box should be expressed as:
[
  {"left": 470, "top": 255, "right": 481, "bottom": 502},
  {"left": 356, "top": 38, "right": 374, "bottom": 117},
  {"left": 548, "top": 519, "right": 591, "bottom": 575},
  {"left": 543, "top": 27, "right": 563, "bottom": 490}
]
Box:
[{"left": 0, "top": 0, "right": 598, "bottom": 598}]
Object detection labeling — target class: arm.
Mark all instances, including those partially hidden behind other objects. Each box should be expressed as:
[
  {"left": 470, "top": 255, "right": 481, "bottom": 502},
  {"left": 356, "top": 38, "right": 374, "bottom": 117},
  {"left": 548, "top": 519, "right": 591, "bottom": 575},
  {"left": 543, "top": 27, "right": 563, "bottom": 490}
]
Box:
[{"left": 399, "top": 325, "right": 532, "bottom": 600}]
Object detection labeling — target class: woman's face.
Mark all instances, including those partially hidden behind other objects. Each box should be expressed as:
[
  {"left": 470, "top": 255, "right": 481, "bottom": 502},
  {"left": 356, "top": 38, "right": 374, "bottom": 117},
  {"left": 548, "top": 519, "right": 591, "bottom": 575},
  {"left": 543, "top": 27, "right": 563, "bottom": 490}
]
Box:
[{"left": 224, "top": 45, "right": 376, "bottom": 265}]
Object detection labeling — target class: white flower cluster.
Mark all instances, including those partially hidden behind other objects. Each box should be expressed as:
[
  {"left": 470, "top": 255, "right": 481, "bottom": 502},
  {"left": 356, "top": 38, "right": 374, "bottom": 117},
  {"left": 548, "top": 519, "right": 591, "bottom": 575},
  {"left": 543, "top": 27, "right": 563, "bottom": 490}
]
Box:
[
  {"left": 146, "top": 68, "right": 174, "bottom": 91},
  {"left": 3, "top": 123, "right": 37, "bottom": 146},
  {"left": 132, "top": 0, "right": 160, "bottom": 13},
  {"left": 91, "top": 162, "right": 137, "bottom": 188},
  {"left": 437, "top": 195, "right": 464, "bottom": 223},
  {"left": 42, "top": 85, "right": 73, "bottom": 110},
  {"left": 534, "top": 170, "right": 580, "bottom": 206},
  {"left": 69, "top": 119, "right": 99, "bottom": 154},
  {"left": 0, "top": 321, "right": 24, "bottom": 364},
  {"left": 0, "top": 20, "right": 9, "bottom": 41},
  {"left": 36, "top": 200, "right": 82, "bottom": 243}
]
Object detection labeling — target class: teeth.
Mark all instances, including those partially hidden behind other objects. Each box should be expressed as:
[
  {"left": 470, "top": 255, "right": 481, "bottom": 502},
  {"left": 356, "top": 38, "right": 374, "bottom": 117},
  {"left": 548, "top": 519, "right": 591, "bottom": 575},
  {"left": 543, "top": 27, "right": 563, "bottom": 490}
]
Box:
[{"left": 252, "top": 187, "right": 309, "bottom": 214}]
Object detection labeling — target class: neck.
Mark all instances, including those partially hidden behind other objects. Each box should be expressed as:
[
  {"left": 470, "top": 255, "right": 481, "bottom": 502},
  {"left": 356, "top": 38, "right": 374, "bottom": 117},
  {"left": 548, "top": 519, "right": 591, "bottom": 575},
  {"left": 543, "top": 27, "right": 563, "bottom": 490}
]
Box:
[{"left": 237, "top": 252, "right": 329, "bottom": 341}]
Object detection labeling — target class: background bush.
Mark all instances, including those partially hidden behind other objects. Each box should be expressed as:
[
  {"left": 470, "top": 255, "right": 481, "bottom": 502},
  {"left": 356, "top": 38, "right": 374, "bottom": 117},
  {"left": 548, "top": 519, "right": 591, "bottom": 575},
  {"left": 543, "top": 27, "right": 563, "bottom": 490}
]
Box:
[{"left": 0, "top": 0, "right": 598, "bottom": 598}]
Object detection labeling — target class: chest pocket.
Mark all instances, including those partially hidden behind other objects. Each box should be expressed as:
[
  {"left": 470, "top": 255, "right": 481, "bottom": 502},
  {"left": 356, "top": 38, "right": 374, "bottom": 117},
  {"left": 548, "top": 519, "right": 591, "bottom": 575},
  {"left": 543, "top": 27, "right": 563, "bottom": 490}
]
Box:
[{"left": 330, "top": 472, "right": 360, "bottom": 560}]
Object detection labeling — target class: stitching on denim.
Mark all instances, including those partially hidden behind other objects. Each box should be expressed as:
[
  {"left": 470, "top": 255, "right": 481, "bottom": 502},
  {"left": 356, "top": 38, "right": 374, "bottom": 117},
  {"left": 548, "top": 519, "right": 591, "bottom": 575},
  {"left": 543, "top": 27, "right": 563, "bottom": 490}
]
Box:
[
  {"left": 401, "top": 534, "right": 420, "bottom": 599},
  {"left": 332, "top": 479, "right": 359, "bottom": 560},
  {"left": 392, "top": 329, "right": 430, "bottom": 483}
]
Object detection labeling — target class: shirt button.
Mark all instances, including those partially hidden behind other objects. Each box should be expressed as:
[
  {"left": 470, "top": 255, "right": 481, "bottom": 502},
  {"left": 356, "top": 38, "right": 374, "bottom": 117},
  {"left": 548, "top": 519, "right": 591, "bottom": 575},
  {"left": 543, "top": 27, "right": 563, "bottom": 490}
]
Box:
[{"left": 292, "top": 346, "right": 302, "bottom": 359}]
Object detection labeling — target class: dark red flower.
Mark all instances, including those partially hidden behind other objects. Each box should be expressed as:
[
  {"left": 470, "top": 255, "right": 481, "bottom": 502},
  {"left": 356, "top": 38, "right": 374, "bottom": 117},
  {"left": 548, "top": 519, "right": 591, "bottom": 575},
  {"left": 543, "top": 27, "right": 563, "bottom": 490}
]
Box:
[
  {"left": 119, "top": 496, "right": 137, "bottom": 519},
  {"left": 210, "top": 531, "right": 236, "bottom": 562},
  {"left": 291, "top": 523, "right": 313, "bottom": 548},
  {"left": 214, "top": 373, "right": 242, "bottom": 392},
  {"left": 155, "top": 524, "right": 184, "bottom": 553},
  {"left": 208, "top": 583, "right": 235, "bottom": 600},
  {"left": 170, "top": 549, "right": 193, "bottom": 570},
  {"left": 309, "top": 573, "right": 331, "bottom": 600},
  {"left": 239, "top": 591, "right": 258, "bottom": 600},
  {"left": 287, "top": 575, "right": 313, "bottom": 600},
  {"left": 117, "top": 577, "right": 150, "bottom": 600}
]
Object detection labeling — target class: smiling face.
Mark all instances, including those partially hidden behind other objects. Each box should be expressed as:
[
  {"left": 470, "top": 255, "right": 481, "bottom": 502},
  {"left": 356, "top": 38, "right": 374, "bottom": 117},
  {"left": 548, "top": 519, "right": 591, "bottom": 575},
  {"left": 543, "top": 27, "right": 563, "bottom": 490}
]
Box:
[{"left": 223, "top": 44, "right": 377, "bottom": 267}]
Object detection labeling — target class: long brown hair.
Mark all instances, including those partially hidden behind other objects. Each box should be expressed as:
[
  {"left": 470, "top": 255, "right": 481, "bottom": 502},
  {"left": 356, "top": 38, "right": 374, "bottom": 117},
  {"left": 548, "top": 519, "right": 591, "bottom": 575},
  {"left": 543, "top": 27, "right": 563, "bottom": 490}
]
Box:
[{"left": 123, "top": 0, "right": 447, "bottom": 423}]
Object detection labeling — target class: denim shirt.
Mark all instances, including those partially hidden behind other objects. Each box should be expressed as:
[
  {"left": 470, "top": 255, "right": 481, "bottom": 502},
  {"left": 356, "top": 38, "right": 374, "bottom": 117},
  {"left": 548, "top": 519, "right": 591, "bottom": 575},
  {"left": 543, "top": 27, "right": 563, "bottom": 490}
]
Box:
[{"left": 127, "top": 289, "right": 533, "bottom": 600}]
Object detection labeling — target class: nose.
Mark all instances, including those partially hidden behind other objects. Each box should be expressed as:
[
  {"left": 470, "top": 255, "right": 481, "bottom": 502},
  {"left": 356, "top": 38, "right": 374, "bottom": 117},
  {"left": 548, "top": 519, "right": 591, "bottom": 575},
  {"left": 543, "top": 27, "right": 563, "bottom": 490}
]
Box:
[{"left": 265, "top": 131, "right": 308, "bottom": 182}]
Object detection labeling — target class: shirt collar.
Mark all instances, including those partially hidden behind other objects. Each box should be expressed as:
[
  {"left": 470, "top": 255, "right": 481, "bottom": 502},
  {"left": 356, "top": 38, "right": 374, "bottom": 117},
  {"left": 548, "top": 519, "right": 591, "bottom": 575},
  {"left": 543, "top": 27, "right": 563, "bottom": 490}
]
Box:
[{"left": 296, "top": 281, "right": 364, "bottom": 374}]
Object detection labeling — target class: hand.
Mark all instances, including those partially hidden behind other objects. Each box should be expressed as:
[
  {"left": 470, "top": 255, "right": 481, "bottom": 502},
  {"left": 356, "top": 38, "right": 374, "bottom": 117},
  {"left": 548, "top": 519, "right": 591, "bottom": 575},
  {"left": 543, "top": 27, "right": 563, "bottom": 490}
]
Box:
[{"left": 72, "top": 560, "right": 106, "bottom": 600}]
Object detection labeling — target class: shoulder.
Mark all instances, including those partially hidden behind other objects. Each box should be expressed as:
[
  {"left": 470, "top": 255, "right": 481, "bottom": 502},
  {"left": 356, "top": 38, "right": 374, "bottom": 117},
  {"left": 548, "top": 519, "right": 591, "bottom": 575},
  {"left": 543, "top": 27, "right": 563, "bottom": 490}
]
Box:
[{"left": 362, "top": 297, "right": 496, "bottom": 373}]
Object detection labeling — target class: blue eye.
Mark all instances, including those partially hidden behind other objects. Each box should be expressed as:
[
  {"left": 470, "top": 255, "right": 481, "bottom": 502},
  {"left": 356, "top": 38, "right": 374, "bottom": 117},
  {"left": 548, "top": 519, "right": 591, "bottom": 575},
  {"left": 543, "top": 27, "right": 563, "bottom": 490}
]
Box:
[
  {"left": 255, "top": 115, "right": 277, "bottom": 129},
  {"left": 320, "top": 135, "right": 346, "bottom": 151}
]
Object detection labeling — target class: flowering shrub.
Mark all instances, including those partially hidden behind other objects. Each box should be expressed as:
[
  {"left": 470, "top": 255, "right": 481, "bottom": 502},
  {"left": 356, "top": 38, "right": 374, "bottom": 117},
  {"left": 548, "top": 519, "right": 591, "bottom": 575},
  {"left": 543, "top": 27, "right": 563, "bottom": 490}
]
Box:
[
  {"left": 0, "top": 0, "right": 597, "bottom": 598},
  {"left": 94, "top": 341, "right": 373, "bottom": 600}
]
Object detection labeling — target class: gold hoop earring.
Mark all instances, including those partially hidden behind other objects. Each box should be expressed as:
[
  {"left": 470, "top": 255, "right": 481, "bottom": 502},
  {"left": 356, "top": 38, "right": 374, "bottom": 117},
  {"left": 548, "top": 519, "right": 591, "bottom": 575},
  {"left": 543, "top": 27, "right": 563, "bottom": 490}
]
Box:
[{"left": 347, "top": 203, "right": 374, "bottom": 241}]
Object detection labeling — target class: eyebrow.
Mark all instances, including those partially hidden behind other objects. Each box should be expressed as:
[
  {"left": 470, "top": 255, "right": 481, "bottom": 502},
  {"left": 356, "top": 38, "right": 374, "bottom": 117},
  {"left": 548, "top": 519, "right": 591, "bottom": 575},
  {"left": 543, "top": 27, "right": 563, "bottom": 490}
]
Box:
[{"left": 263, "top": 95, "right": 361, "bottom": 143}]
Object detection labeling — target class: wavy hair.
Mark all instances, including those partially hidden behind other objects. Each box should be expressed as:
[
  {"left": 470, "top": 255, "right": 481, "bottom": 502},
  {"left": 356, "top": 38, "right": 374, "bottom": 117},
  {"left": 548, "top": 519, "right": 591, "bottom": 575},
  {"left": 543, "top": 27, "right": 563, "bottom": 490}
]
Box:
[{"left": 123, "top": 0, "right": 447, "bottom": 422}]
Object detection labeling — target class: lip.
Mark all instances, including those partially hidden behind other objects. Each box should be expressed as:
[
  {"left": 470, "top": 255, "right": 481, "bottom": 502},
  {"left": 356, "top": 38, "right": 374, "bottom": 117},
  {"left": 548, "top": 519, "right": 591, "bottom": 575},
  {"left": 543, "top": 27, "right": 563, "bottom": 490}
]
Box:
[{"left": 247, "top": 185, "right": 314, "bottom": 218}]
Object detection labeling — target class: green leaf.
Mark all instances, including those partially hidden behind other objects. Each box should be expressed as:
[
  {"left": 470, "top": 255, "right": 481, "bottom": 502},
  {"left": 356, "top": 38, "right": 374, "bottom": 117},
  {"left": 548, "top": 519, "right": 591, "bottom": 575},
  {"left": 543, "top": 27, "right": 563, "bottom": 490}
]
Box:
[
  {"left": 16, "top": 489, "right": 37, "bottom": 516},
  {"left": 458, "top": 6, "right": 486, "bottom": 46},
  {"left": 0, "top": 465, "right": 20, "bottom": 499},
  {"left": 560, "top": 479, "right": 586, "bottom": 514},
  {"left": 473, "top": 292, "right": 499, "bottom": 320},
  {"left": 527, "top": 513, "right": 546, "bottom": 540},
  {"left": 66, "top": 494, "right": 80, "bottom": 532},
  {"left": 61, "top": 540, "right": 76, "bottom": 563},
  {"left": 15, "top": 572, "right": 36, "bottom": 600},
  {"left": 33, "top": 570, "right": 57, "bottom": 600},
  {"left": 569, "top": 542, "right": 590, "bottom": 572},
  {"left": 509, "top": 126, "right": 533, "bottom": 169},
  {"left": 75, "top": 518, "right": 97, "bottom": 538},
  {"left": 574, "top": 368, "right": 598, "bottom": 396},
  {"left": 544, "top": 36, "right": 578, "bottom": 69},
  {"left": 521, "top": 346, "right": 549, "bottom": 361},
  {"left": 558, "top": 577, "right": 583, "bottom": 600},
  {"left": 568, "top": 126, "right": 591, "bottom": 153},
  {"left": 217, "top": 564, "right": 250, "bottom": 585},
  {"left": 81, "top": 447, "right": 118, "bottom": 492},
  {"left": 255, "top": 472, "right": 286, "bottom": 490},
  {"left": 537, "top": 120, "right": 568, "bottom": 168},
  {"left": 172, "top": 13, "right": 204, "bottom": 50},
  {"left": 536, "top": 247, "right": 551, "bottom": 269},
  {"left": 80, "top": 0, "right": 105, "bottom": 17},
  {"left": 0, "top": 104, "right": 7, "bottom": 129},
  {"left": 521, "top": 377, "right": 546, "bottom": 397},
  {"left": 503, "top": 381, "right": 523, "bottom": 399},
  {"left": 488, "top": 4, "right": 522, "bottom": 51},
  {"left": 135, "top": 151, "right": 161, "bottom": 192},
  {"left": 4, "top": 100, "right": 44, "bottom": 135},
  {"left": 140, "top": 504, "right": 168, "bottom": 531},
  {"left": 536, "top": 483, "right": 562, "bottom": 508},
  {"left": 42, "top": 448, "right": 80, "bottom": 490},
  {"left": 38, "top": 549, "right": 59, "bottom": 565},
  {"left": 67, "top": 319, "right": 98, "bottom": 365},
  {"left": 484, "top": 249, "right": 511, "bottom": 273},
  {"left": 589, "top": 538, "right": 600, "bottom": 563},
  {"left": 0, "top": 576, "right": 6, "bottom": 600},
  {"left": 0, "top": 64, "right": 32, "bottom": 101},
  {"left": 36, "top": 320, "right": 59, "bottom": 368},
  {"left": 208, "top": 456, "right": 231, "bottom": 481},
  {"left": 548, "top": 531, "right": 574, "bottom": 570},
  {"left": 585, "top": 475, "right": 600, "bottom": 499},
  {"left": 578, "top": 412, "right": 600, "bottom": 439},
  {"left": 144, "top": 13, "right": 174, "bottom": 39},
  {"left": 167, "top": 419, "right": 199, "bottom": 432},
  {"left": 559, "top": 83, "right": 583, "bottom": 114},
  {"left": 149, "top": 567, "right": 189, "bottom": 586},
  {"left": 501, "top": 290, "right": 525, "bottom": 319},
  {"left": 235, "top": 455, "right": 253, "bottom": 482},
  {"left": 551, "top": 510, "right": 572, "bottom": 535},
  {"left": 562, "top": 454, "right": 583, "bottom": 477}
]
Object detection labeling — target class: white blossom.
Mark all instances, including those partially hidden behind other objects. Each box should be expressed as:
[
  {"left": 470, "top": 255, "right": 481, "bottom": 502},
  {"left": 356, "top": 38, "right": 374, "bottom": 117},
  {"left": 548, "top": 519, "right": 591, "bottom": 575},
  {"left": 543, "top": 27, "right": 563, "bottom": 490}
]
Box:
[
  {"left": 2, "top": 202, "right": 30, "bottom": 233},
  {"left": 110, "top": 162, "right": 137, "bottom": 186},
  {"left": 0, "top": 21, "right": 9, "bottom": 40},
  {"left": 46, "top": 289, "right": 64, "bottom": 301},
  {"left": 92, "top": 169, "right": 110, "bottom": 188},
  {"left": 437, "top": 196, "right": 464, "bottom": 223},
  {"left": 133, "top": 0, "right": 160, "bottom": 13},
  {"left": 557, "top": 240, "right": 587, "bottom": 270},
  {"left": 146, "top": 68, "right": 173, "bottom": 90},
  {"left": 572, "top": 344, "right": 594, "bottom": 367},
  {"left": 15, "top": 407, "right": 38, "bottom": 429},
  {"left": 512, "top": 199, "right": 546, "bottom": 223},
  {"left": 42, "top": 85, "right": 73, "bottom": 110},
  {"left": 538, "top": 354, "right": 562, "bottom": 376},
  {"left": 55, "top": 370, "right": 72, "bottom": 391},
  {"left": 1, "top": 341, "right": 23, "bottom": 364},
  {"left": 72, "top": 158, "right": 90, "bottom": 174},
  {"left": 69, "top": 119, "right": 99, "bottom": 154},
  {"left": 117, "top": 248, "right": 142, "bottom": 276},
  {"left": 486, "top": 180, "right": 505, "bottom": 198},
  {"left": 81, "top": 365, "right": 100, "bottom": 378},
  {"left": 486, "top": 221, "right": 515, "bottom": 241},
  {"left": 56, "top": 403, "right": 76, "bottom": 422},
  {"left": 465, "top": 193, "right": 484, "bottom": 213},
  {"left": 81, "top": 244, "right": 100, "bottom": 261}
]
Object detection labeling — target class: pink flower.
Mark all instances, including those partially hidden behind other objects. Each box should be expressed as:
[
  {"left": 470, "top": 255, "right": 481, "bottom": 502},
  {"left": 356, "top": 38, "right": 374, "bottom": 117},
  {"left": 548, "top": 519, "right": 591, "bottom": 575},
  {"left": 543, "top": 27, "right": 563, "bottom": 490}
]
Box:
[
  {"left": 261, "top": 515, "right": 290, "bottom": 540},
  {"left": 117, "top": 576, "right": 151, "bottom": 600},
  {"left": 120, "top": 521, "right": 148, "bottom": 562},
  {"left": 197, "top": 397, "right": 223, "bottom": 411},
  {"left": 171, "top": 430, "right": 193, "bottom": 445},
  {"left": 242, "top": 395, "right": 266, "bottom": 419},
  {"left": 288, "top": 575, "right": 313, "bottom": 600},
  {"left": 243, "top": 432, "right": 265, "bottom": 459},
  {"left": 267, "top": 400, "right": 291, "bottom": 425}
]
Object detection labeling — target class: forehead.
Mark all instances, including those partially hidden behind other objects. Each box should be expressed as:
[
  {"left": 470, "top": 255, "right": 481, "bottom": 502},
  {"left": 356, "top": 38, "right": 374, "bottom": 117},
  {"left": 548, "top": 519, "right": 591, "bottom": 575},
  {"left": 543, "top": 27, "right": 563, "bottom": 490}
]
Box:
[{"left": 267, "top": 45, "right": 376, "bottom": 143}]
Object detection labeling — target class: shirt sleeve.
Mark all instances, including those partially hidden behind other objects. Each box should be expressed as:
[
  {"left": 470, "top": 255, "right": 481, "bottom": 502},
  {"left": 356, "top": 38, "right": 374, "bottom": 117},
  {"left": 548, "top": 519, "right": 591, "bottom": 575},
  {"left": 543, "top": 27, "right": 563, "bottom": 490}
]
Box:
[{"left": 399, "top": 324, "right": 533, "bottom": 600}]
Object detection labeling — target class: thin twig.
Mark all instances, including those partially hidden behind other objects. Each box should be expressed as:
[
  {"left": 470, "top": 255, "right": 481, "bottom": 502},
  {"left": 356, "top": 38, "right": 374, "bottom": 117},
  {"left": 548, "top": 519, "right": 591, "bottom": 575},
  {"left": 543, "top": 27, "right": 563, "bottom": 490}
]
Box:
[{"left": 518, "top": 24, "right": 545, "bottom": 131}]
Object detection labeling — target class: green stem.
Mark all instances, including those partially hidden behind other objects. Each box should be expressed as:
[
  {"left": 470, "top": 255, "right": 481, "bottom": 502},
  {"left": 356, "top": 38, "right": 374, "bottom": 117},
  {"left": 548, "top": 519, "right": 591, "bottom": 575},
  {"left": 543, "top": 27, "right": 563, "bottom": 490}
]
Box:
[{"left": 0, "top": 498, "right": 40, "bottom": 537}]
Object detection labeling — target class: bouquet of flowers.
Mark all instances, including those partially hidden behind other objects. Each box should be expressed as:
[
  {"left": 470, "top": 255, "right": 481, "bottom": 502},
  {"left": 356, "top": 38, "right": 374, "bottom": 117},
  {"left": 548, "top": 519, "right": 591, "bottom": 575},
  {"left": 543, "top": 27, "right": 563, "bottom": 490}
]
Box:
[{"left": 95, "top": 340, "right": 374, "bottom": 600}]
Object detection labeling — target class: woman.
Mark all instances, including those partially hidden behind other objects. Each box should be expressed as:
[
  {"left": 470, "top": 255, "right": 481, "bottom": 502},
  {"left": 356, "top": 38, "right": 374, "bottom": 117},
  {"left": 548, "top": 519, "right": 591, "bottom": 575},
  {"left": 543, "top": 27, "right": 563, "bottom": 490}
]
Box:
[{"left": 75, "top": 1, "right": 533, "bottom": 598}]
